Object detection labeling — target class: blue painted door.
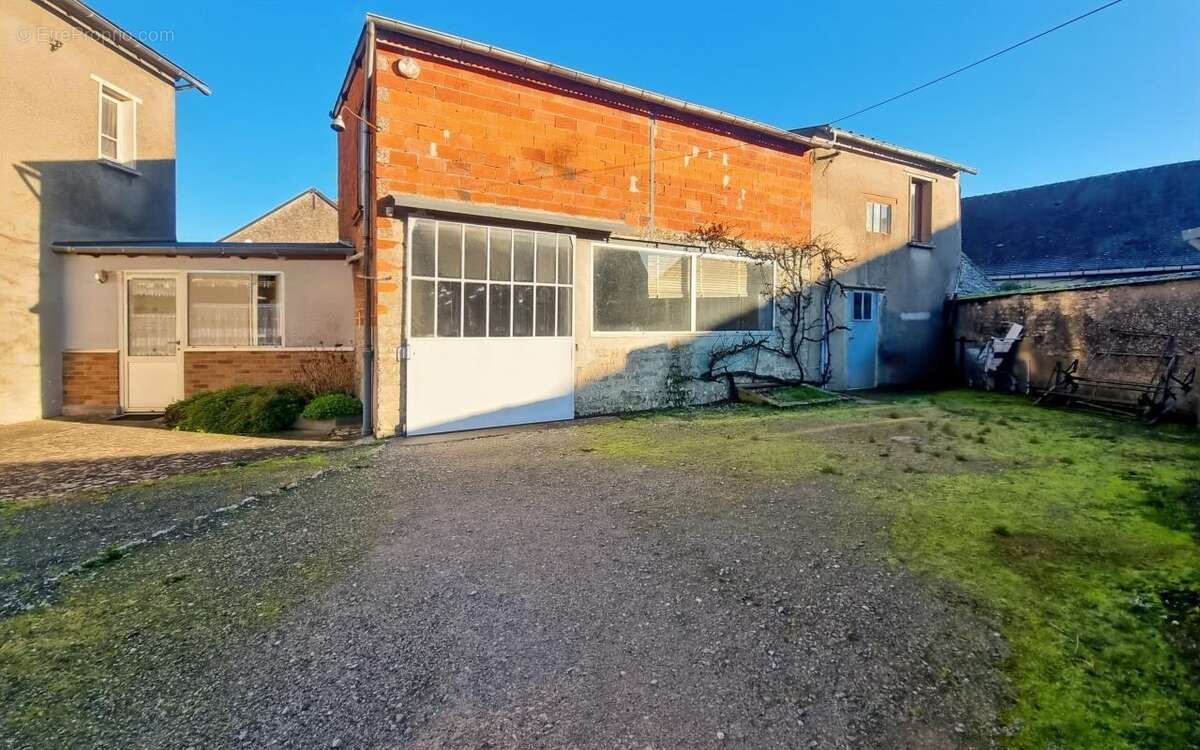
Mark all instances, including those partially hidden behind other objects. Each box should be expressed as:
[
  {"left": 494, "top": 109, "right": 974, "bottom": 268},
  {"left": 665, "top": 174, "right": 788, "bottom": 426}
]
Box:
[{"left": 847, "top": 290, "right": 880, "bottom": 389}]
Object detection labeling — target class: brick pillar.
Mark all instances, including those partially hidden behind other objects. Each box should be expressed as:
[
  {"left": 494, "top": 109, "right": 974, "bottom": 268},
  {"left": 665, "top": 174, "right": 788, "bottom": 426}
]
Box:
[{"left": 373, "top": 214, "right": 406, "bottom": 437}]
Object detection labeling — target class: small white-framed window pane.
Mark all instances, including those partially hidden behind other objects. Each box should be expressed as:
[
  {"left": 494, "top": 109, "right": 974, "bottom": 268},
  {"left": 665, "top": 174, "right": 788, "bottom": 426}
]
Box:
[
  {"left": 488, "top": 284, "right": 511, "bottom": 337},
  {"left": 535, "top": 286, "right": 556, "bottom": 336},
  {"left": 557, "top": 235, "right": 573, "bottom": 285},
  {"left": 463, "top": 282, "right": 487, "bottom": 337},
  {"left": 411, "top": 219, "right": 436, "bottom": 277},
  {"left": 436, "top": 281, "right": 461, "bottom": 336},
  {"left": 255, "top": 275, "right": 281, "bottom": 346},
  {"left": 513, "top": 284, "right": 534, "bottom": 336},
  {"left": 513, "top": 231, "right": 535, "bottom": 282},
  {"left": 100, "top": 95, "right": 118, "bottom": 140},
  {"left": 464, "top": 225, "right": 487, "bottom": 280},
  {"left": 488, "top": 227, "right": 512, "bottom": 281},
  {"left": 411, "top": 279, "right": 435, "bottom": 337},
  {"left": 852, "top": 292, "right": 863, "bottom": 321},
  {"left": 437, "top": 223, "right": 462, "bottom": 278},
  {"left": 881, "top": 204, "right": 892, "bottom": 234},
  {"left": 535, "top": 233, "right": 557, "bottom": 283},
  {"left": 557, "top": 287, "right": 572, "bottom": 336},
  {"left": 864, "top": 293, "right": 873, "bottom": 320},
  {"left": 100, "top": 136, "right": 118, "bottom": 160}
]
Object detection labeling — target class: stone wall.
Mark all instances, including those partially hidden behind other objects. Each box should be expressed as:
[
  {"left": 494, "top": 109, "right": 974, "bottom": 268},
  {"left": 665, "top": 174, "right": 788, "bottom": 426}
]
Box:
[
  {"left": 954, "top": 277, "right": 1200, "bottom": 420},
  {"left": 61, "top": 351, "right": 119, "bottom": 416}
]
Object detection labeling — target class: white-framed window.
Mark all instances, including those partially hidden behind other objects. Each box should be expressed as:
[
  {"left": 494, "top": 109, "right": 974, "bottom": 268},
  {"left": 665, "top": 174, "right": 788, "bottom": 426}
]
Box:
[
  {"left": 187, "top": 273, "right": 283, "bottom": 347},
  {"left": 408, "top": 218, "right": 574, "bottom": 339},
  {"left": 909, "top": 178, "right": 933, "bottom": 245},
  {"left": 851, "top": 290, "right": 875, "bottom": 322},
  {"left": 592, "top": 244, "right": 774, "bottom": 334},
  {"left": 866, "top": 201, "right": 892, "bottom": 235},
  {"left": 93, "top": 76, "right": 139, "bottom": 165}
]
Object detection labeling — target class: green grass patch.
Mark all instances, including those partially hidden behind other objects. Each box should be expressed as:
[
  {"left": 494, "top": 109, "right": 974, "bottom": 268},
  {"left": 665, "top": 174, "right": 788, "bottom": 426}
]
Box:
[
  {"left": 581, "top": 390, "right": 1200, "bottom": 749},
  {"left": 766, "top": 384, "right": 837, "bottom": 403}
]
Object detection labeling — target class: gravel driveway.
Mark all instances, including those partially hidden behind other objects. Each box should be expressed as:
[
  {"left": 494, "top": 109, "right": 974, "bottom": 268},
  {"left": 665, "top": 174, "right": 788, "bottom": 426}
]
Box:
[{"left": 120, "top": 426, "right": 1004, "bottom": 749}]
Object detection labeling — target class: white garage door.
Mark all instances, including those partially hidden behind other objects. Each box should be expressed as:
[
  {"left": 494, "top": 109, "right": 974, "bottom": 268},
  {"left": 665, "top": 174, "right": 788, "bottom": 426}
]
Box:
[{"left": 405, "top": 218, "right": 575, "bottom": 436}]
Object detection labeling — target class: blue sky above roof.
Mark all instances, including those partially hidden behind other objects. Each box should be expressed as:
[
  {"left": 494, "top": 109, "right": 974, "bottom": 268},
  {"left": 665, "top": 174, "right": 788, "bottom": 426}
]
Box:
[{"left": 94, "top": 0, "right": 1200, "bottom": 241}]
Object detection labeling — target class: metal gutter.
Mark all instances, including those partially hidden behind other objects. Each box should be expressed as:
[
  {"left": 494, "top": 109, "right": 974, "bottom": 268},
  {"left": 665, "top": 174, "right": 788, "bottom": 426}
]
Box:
[
  {"left": 386, "top": 193, "right": 630, "bottom": 235},
  {"left": 360, "top": 14, "right": 823, "bottom": 152},
  {"left": 40, "top": 0, "right": 210, "bottom": 95},
  {"left": 52, "top": 241, "right": 354, "bottom": 259},
  {"left": 793, "top": 125, "right": 977, "bottom": 175}
]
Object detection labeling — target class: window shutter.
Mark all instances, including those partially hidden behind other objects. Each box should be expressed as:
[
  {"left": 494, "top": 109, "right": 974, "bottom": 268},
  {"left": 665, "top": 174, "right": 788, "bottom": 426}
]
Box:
[
  {"left": 697, "top": 257, "right": 748, "bottom": 298},
  {"left": 646, "top": 254, "right": 688, "bottom": 299}
]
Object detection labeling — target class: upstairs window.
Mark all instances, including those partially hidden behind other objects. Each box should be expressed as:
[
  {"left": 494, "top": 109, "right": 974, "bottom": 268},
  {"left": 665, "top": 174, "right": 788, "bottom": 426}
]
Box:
[
  {"left": 95, "top": 78, "right": 138, "bottom": 165},
  {"left": 866, "top": 201, "right": 892, "bottom": 235},
  {"left": 910, "top": 178, "right": 933, "bottom": 245}
]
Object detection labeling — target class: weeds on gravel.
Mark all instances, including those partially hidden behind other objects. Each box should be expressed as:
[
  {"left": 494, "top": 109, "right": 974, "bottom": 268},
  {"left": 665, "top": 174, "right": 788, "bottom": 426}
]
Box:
[{"left": 583, "top": 390, "right": 1200, "bottom": 749}]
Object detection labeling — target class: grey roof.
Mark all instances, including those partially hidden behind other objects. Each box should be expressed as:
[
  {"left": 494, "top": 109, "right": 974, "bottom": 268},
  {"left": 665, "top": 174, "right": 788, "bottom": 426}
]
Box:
[
  {"left": 52, "top": 241, "right": 353, "bottom": 259},
  {"left": 955, "top": 254, "right": 998, "bottom": 296},
  {"left": 962, "top": 160, "right": 1200, "bottom": 278}
]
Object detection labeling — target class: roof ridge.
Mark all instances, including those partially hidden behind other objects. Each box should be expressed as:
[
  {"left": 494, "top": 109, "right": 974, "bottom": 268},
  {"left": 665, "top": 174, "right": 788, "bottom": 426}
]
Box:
[
  {"left": 218, "top": 188, "right": 338, "bottom": 241},
  {"left": 965, "top": 159, "right": 1200, "bottom": 200}
]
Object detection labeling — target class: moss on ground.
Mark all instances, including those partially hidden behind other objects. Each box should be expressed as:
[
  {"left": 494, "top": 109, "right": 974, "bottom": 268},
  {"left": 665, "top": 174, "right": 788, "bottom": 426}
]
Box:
[
  {"left": 582, "top": 391, "right": 1200, "bottom": 749},
  {"left": 0, "top": 447, "right": 383, "bottom": 745}
]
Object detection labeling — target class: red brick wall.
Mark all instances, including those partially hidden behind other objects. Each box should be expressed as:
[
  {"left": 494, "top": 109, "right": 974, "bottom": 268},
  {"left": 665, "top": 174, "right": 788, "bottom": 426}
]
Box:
[
  {"left": 183, "top": 350, "right": 354, "bottom": 397},
  {"left": 62, "top": 351, "right": 119, "bottom": 413},
  {"left": 371, "top": 32, "right": 812, "bottom": 241}
]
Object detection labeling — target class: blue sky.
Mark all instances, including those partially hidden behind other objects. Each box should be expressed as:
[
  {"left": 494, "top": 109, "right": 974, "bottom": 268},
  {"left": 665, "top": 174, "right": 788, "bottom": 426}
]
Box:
[{"left": 99, "top": 0, "right": 1199, "bottom": 240}]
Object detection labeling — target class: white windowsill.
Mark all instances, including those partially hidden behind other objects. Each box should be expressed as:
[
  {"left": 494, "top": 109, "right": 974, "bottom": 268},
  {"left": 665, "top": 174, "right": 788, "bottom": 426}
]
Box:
[
  {"left": 908, "top": 241, "right": 934, "bottom": 250},
  {"left": 99, "top": 158, "right": 140, "bottom": 176}
]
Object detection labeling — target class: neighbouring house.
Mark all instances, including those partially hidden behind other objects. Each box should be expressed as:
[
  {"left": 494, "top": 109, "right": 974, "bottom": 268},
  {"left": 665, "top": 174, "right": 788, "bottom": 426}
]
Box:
[
  {"left": 220, "top": 188, "right": 339, "bottom": 243},
  {"left": 1, "top": 0, "right": 206, "bottom": 424},
  {"left": 954, "top": 162, "right": 1200, "bottom": 419},
  {"left": 1, "top": 0, "right": 355, "bottom": 420},
  {"left": 962, "top": 161, "right": 1200, "bottom": 287},
  {"left": 332, "top": 15, "right": 974, "bottom": 436}
]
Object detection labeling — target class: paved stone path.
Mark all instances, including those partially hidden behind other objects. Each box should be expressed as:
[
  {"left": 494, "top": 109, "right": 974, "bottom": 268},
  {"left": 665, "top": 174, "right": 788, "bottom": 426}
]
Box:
[{"left": 0, "top": 419, "right": 330, "bottom": 500}]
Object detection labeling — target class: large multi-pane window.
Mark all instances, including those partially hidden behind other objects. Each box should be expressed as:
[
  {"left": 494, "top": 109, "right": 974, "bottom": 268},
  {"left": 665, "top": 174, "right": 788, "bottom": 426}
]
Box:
[
  {"left": 593, "top": 245, "right": 773, "bottom": 334},
  {"left": 409, "top": 218, "right": 573, "bottom": 338},
  {"left": 187, "top": 273, "right": 282, "bottom": 347}
]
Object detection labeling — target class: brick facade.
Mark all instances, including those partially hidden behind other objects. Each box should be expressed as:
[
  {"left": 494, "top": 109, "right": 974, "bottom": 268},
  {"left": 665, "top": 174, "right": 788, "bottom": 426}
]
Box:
[
  {"left": 62, "top": 351, "right": 119, "bottom": 415},
  {"left": 337, "top": 27, "right": 817, "bottom": 436},
  {"left": 369, "top": 34, "right": 812, "bottom": 240},
  {"left": 183, "top": 350, "right": 354, "bottom": 397}
]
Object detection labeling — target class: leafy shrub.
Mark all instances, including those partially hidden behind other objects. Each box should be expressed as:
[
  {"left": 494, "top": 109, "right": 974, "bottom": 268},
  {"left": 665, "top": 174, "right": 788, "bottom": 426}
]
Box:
[
  {"left": 164, "top": 384, "right": 308, "bottom": 435},
  {"left": 301, "top": 392, "right": 363, "bottom": 420}
]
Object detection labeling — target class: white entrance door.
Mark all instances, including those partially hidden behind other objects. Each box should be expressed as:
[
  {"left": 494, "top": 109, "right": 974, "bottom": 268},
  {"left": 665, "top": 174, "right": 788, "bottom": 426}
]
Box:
[
  {"left": 123, "top": 274, "right": 183, "bottom": 412},
  {"left": 846, "top": 289, "right": 881, "bottom": 390},
  {"left": 404, "top": 218, "right": 575, "bottom": 435}
]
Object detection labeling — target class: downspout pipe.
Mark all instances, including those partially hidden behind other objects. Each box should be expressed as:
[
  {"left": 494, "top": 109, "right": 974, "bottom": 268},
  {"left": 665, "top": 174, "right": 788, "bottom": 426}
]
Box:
[{"left": 360, "top": 19, "right": 377, "bottom": 437}]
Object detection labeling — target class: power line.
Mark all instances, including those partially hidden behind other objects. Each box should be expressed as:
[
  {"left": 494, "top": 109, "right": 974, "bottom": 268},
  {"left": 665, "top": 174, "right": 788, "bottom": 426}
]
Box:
[{"left": 828, "top": 0, "right": 1128, "bottom": 125}]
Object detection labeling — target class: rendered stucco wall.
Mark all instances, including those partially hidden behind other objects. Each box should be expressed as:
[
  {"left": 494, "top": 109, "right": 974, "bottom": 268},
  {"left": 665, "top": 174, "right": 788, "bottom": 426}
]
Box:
[
  {"left": 810, "top": 149, "right": 963, "bottom": 388},
  {"left": 60, "top": 256, "right": 355, "bottom": 350},
  {"left": 0, "top": 0, "right": 177, "bottom": 423}
]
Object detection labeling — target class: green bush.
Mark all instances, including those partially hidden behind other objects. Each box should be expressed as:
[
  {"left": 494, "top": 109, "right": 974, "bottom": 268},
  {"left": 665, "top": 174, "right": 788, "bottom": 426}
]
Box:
[
  {"left": 301, "top": 392, "right": 363, "bottom": 420},
  {"left": 164, "top": 384, "right": 308, "bottom": 435}
]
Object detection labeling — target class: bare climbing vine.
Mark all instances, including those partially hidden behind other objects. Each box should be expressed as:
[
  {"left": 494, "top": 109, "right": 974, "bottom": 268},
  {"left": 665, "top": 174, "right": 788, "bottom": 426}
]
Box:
[{"left": 687, "top": 223, "right": 852, "bottom": 396}]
